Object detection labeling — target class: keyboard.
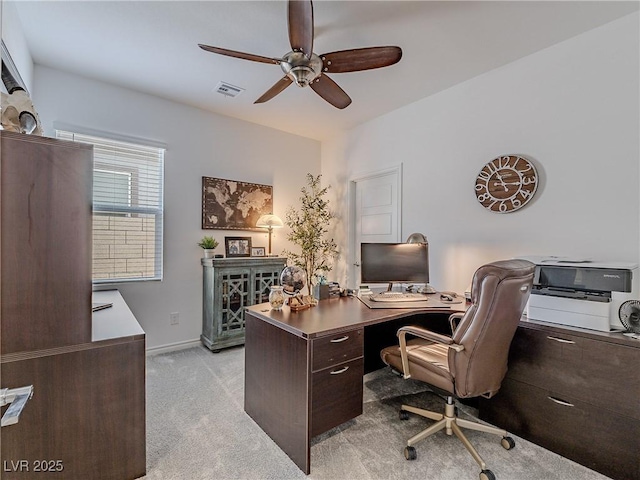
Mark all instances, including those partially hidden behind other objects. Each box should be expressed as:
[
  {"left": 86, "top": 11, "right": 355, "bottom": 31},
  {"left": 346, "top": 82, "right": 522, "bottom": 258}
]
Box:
[{"left": 369, "top": 292, "right": 428, "bottom": 302}]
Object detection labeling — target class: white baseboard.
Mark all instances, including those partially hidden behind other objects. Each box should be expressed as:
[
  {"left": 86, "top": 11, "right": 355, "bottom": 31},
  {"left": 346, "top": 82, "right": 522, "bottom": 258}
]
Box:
[{"left": 146, "top": 339, "right": 202, "bottom": 356}]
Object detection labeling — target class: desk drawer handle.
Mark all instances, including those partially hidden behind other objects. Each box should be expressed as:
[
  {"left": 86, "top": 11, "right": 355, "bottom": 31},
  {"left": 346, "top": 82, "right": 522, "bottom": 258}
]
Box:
[
  {"left": 330, "top": 336, "right": 349, "bottom": 343},
  {"left": 330, "top": 366, "right": 349, "bottom": 375},
  {"left": 546, "top": 336, "right": 575, "bottom": 344},
  {"left": 548, "top": 396, "right": 574, "bottom": 407}
]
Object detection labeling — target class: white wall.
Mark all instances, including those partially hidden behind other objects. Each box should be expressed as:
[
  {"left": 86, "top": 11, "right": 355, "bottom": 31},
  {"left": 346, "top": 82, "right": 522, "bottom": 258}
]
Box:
[
  {"left": 1, "top": 1, "right": 34, "bottom": 92},
  {"left": 323, "top": 13, "right": 640, "bottom": 293},
  {"left": 33, "top": 66, "right": 320, "bottom": 350}
]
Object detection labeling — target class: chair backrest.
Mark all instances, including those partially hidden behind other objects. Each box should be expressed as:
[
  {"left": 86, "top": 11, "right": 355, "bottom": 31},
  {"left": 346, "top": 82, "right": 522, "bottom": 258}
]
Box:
[{"left": 449, "top": 259, "right": 535, "bottom": 399}]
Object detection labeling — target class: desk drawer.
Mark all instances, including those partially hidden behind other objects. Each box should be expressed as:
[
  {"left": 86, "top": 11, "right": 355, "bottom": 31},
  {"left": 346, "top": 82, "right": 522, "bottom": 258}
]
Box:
[
  {"left": 311, "top": 357, "right": 363, "bottom": 437},
  {"left": 312, "top": 329, "right": 363, "bottom": 372},
  {"left": 481, "top": 378, "right": 639, "bottom": 480},
  {"left": 508, "top": 326, "right": 640, "bottom": 419}
]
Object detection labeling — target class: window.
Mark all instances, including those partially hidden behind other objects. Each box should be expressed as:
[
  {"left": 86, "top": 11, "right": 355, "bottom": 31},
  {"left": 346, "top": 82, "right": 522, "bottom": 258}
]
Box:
[{"left": 56, "top": 130, "right": 164, "bottom": 283}]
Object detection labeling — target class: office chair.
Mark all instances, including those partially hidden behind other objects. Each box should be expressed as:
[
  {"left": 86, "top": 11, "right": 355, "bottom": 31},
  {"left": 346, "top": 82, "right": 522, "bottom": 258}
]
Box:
[{"left": 380, "top": 259, "right": 535, "bottom": 480}]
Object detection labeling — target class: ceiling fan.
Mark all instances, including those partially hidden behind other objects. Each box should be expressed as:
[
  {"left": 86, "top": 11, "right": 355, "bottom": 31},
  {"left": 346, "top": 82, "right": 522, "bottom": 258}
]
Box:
[{"left": 198, "top": 0, "right": 402, "bottom": 109}]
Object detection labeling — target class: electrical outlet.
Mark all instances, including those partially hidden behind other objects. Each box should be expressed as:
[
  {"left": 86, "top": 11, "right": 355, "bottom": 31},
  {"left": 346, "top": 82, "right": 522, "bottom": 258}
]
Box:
[{"left": 170, "top": 312, "right": 180, "bottom": 325}]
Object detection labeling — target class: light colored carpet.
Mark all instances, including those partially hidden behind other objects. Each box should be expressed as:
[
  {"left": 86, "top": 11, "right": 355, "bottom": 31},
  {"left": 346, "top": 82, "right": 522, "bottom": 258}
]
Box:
[{"left": 142, "top": 345, "right": 610, "bottom": 480}]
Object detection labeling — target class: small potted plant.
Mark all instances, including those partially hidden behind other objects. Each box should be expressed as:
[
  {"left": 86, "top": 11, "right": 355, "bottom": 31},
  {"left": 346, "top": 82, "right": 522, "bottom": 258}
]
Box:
[{"left": 198, "top": 236, "right": 219, "bottom": 258}]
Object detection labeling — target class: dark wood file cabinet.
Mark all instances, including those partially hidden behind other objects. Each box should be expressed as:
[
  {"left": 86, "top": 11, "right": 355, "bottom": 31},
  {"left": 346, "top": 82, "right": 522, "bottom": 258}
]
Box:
[
  {"left": 479, "top": 320, "right": 640, "bottom": 480},
  {"left": 310, "top": 330, "right": 364, "bottom": 437}
]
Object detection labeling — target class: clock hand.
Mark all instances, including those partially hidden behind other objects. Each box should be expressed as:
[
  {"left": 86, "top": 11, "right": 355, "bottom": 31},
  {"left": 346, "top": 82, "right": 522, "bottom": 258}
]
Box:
[{"left": 494, "top": 172, "right": 510, "bottom": 191}]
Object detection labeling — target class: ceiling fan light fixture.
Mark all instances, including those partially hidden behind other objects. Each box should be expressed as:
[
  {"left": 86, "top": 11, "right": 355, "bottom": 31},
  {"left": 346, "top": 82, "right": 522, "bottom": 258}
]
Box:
[
  {"left": 280, "top": 51, "right": 322, "bottom": 88},
  {"left": 290, "top": 66, "right": 316, "bottom": 87}
]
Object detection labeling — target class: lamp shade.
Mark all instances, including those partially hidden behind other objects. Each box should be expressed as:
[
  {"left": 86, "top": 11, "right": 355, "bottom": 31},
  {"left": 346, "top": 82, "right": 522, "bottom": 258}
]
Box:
[{"left": 256, "top": 214, "right": 284, "bottom": 229}]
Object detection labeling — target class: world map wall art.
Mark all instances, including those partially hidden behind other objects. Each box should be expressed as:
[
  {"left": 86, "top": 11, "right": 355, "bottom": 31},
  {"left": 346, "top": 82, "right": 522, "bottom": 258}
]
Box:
[{"left": 202, "top": 176, "right": 273, "bottom": 230}]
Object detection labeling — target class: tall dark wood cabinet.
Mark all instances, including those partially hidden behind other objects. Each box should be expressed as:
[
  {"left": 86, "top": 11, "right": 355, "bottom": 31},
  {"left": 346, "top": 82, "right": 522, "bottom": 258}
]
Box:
[
  {"left": 0, "top": 132, "right": 146, "bottom": 479},
  {"left": 479, "top": 320, "right": 640, "bottom": 480},
  {"left": 1, "top": 132, "right": 92, "bottom": 353}
]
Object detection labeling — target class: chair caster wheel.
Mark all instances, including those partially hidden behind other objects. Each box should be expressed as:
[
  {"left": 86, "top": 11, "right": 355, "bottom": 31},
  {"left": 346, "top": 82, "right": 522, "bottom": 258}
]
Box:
[
  {"left": 480, "top": 469, "right": 496, "bottom": 480},
  {"left": 501, "top": 436, "right": 515, "bottom": 450},
  {"left": 399, "top": 410, "right": 410, "bottom": 421},
  {"left": 404, "top": 446, "right": 417, "bottom": 460}
]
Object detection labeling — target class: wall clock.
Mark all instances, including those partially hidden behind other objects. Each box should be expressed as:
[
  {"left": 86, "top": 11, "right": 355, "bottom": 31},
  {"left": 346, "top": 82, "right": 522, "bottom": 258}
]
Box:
[{"left": 475, "top": 155, "right": 538, "bottom": 213}]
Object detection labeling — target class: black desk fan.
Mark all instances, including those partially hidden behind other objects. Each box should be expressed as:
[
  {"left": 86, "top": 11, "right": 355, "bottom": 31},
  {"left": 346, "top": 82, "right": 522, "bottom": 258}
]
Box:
[{"left": 619, "top": 300, "right": 640, "bottom": 337}]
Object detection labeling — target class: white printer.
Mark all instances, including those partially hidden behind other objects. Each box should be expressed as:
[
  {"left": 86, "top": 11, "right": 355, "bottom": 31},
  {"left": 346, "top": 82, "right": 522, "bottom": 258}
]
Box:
[{"left": 520, "top": 256, "right": 638, "bottom": 332}]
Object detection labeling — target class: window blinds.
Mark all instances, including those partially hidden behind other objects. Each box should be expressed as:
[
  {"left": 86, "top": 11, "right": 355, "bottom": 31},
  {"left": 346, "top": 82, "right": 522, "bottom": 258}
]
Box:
[{"left": 57, "top": 130, "right": 165, "bottom": 283}]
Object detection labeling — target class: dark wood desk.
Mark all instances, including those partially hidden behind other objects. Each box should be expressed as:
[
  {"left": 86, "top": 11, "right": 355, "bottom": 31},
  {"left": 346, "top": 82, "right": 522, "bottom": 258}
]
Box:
[
  {"left": 1, "top": 290, "right": 146, "bottom": 480},
  {"left": 244, "top": 296, "right": 466, "bottom": 474}
]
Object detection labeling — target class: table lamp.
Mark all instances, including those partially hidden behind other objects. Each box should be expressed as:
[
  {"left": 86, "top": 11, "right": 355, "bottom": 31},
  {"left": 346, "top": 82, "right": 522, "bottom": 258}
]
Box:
[
  {"left": 256, "top": 214, "right": 283, "bottom": 256},
  {"left": 406, "top": 232, "right": 428, "bottom": 245},
  {"left": 405, "top": 232, "right": 435, "bottom": 293}
]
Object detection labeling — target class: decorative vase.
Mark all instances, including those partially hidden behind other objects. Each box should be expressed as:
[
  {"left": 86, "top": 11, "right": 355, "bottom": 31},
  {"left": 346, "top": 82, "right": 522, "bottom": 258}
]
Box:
[
  {"left": 203, "top": 249, "right": 215, "bottom": 259},
  {"left": 268, "top": 285, "right": 285, "bottom": 310}
]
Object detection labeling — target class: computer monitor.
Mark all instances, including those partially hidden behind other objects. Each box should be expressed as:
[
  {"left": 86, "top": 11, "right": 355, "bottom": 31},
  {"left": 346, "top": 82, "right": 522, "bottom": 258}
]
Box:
[{"left": 360, "top": 242, "right": 429, "bottom": 290}]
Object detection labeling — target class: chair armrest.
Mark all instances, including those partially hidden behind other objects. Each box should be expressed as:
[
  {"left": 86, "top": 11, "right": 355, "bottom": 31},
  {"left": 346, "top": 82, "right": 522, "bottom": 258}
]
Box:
[
  {"left": 397, "top": 325, "right": 455, "bottom": 345},
  {"left": 396, "top": 325, "right": 464, "bottom": 379},
  {"left": 448, "top": 312, "right": 465, "bottom": 334}
]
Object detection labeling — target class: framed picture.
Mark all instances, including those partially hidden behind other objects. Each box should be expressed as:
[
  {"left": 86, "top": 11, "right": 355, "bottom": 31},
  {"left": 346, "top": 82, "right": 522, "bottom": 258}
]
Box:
[
  {"left": 225, "top": 236, "right": 252, "bottom": 257},
  {"left": 251, "top": 247, "right": 266, "bottom": 257},
  {"left": 202, "top": 177, "right": 273, "bottom": 230}
]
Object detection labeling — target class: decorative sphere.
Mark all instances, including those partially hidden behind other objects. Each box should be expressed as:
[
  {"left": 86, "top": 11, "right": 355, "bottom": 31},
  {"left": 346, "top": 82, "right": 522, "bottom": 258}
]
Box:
[{"left": 280, "top": 266, "right": 307, "bottom": 295}]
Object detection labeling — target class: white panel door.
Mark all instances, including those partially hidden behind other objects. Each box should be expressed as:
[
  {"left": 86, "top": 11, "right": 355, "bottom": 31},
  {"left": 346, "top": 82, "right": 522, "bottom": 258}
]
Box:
[{"left": 349, "top": 166, "right": 402, "bottom": 287}]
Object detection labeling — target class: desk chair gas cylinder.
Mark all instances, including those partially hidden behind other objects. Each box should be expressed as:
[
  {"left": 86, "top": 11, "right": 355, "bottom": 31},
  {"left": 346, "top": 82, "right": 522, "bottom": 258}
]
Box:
[{"left": 380, "top": 259, "right": 535, "bottom": 480}]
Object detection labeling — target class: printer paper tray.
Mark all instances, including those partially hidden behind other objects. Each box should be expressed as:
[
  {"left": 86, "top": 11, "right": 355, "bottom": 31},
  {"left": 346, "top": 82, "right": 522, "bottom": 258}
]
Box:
[{"left": 527, "top": 295, "right": 611, "bottom": 332}]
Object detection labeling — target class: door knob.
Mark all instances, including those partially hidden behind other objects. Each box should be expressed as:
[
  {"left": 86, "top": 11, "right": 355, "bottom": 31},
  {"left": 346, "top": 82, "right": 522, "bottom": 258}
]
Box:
[{"left": 0, "top": 385, "right": 34, "bottom": 427}]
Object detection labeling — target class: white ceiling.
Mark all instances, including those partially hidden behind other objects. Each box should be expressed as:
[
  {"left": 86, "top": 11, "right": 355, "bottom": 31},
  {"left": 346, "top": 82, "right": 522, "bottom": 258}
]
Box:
[{"left": 12, "top": 1, "right": 639, "bottom": 141}]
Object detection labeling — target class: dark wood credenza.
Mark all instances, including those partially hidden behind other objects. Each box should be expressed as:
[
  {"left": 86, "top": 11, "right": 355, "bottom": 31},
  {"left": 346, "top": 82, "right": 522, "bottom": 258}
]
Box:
[
  {"left": 479, "top": 319, "right": 640, "bottom": 480},
  {"left": 0, "top": 132, "right": 145, "bottom": 479}
]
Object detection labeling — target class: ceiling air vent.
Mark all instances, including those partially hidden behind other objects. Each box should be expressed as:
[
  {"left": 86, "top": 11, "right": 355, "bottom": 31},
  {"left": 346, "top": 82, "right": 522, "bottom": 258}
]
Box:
[{"left": 215, "top": 81, "right": 244, "bottom": 98}]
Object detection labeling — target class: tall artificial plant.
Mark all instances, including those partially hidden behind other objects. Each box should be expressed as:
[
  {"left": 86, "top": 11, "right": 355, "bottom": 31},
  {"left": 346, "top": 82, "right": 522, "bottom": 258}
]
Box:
[{"left": 282, "top": 173, "right": 339, "bottom": 296}]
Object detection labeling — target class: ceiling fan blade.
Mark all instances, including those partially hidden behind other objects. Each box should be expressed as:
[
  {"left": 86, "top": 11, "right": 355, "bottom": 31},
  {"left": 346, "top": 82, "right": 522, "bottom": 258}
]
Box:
[
  {"left": 310, "top": 74, "right": 352, "bottom": 109},
  {"left": 254, "top": 76, "right": 294, "bottom": 104},
  {"left": 198, "top": 44, "right": 280, "bottom": 65},
  {"left": 288, "top": 0, "right": 314, "bottom": 57},
  {"left": 320, "top": 46, "right": 402, "bottom": 73}
]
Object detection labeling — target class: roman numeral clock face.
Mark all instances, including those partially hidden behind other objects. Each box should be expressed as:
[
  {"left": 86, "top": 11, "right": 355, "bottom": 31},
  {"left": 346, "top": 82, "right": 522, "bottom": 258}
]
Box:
[{"left": 475, "top": 155, "right": 538, "bottom": 213}]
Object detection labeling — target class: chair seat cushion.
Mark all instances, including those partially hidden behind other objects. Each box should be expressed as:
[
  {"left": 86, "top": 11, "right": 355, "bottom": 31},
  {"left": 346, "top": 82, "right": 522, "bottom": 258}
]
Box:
[{"left": 380, "top": 339, "right": 455, "bottom": 394}]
